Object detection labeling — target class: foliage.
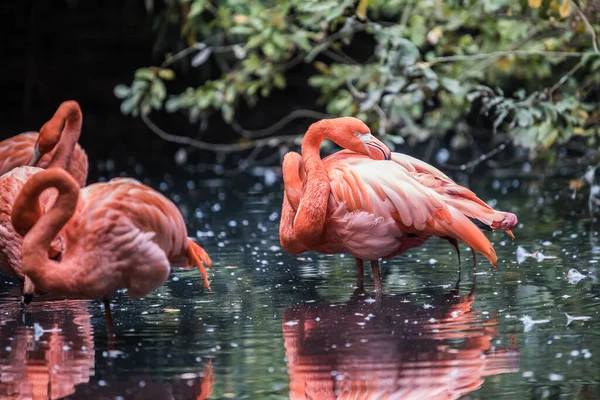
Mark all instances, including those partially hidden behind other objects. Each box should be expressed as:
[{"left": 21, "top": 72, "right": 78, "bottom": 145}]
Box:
[{"left": 116, "top": 0, "right": 600, "bottom": 162}]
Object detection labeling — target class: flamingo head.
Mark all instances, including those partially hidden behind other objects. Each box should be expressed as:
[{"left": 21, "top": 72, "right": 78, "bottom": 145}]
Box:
[
  {"left": 27, "top": 119, "right": 65, "bottom": 166},
  {"left": 328, "top": 117, "right": 392, "bottom": 161}
]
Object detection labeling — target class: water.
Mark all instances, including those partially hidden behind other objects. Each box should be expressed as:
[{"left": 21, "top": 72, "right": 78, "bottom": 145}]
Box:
[{"left": 1, "top": 162, "right": 600, "bottom": 399}]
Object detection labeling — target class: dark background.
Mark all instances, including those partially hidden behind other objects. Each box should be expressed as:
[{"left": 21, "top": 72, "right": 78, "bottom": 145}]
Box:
[{"left": 0, "top": 0, "right": 322, "bottom": 168}]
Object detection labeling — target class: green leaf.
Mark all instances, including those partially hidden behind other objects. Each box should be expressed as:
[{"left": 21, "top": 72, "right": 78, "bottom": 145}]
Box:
[
  {"left": 188, "top": 0, "right": 204, "bottom": 18},
  {"left": 262, "top": 42, "right": 277, "bottom": 58},
  {"left": 441, "top": 77, "right": 461, "bottom": 94},
  {"left": 165, "top": 97, "right": 180, "bottom": 113},
  {"left": 291, "top": 32, "right": 311, "bottom": 51},
  {"left": 273, "top": 73, "right": 286, "bottom": 89},
  {"left": 134, "top": 68, "right": 155, "bottom": 81},
  {"left": 230, "top": 26, "right": 254, "bottom": 36},
  {"left": 271, "top": 32, "right": 288, "bottom": 50},
  {"left": 120, "top": 97, "right": 137, "bottom": 115},
  {"left": 246, "top": 35, "right": 263, "bottom": 49},
  {"left": 151, "top": 80, "right": 167, "bottom": 101},
  {"left": 113, "top": 84, "right": 131, "bottom": 99},
  {"left": 158, "top": 69, "right": 175, "bottom": 80},
  {"left": 222, "top": 103, "right": 234, "bottom": 122}
]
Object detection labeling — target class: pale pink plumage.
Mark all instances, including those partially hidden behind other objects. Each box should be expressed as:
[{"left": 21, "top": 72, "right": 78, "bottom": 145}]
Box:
[{"left": 13, "top": 168, "right": 212, "bottom": 301}]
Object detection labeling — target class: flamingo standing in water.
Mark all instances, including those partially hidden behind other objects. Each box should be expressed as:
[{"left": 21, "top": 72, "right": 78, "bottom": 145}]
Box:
[
  {"left": 280, "top": 117, "right": 517, "bottom": 291},
  {"left": 12, "top": 168, "right": 212, "bottom": 326},
  {"left": 0, "top": 100, "right": 88, "bottom": 186},
  {"left": 0, "top": 101, "right": 88, "bottom": 298}
]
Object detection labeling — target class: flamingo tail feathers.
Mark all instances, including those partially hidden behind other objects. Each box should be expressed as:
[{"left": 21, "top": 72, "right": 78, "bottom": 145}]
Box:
[
  {"left": 436, "top": 207, "right": 498, "bottom": 269},
  {"left": 186, "top": 238, "right": 212, "bottom": 288},
  {"left": 443, "top": 186, "right": 518, "bottom": 239}
]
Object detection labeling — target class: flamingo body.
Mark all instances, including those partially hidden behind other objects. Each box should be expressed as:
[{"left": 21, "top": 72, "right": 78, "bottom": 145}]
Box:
[
  {"left": 14, "top": 169, "right": 212, "bottom": 301},
  {"left": 0, "top": 131, "right": 88, "bottom": 187}
]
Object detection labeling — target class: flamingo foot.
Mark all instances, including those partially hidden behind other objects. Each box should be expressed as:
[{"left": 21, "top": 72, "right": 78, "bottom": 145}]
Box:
[{"left": 187, "top": 239, "right": 213, "bottom": 289}]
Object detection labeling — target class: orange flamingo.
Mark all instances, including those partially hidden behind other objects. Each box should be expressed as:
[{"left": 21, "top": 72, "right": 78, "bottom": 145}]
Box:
[
  {"left": 11, "top": 168, "right": 212, "bottom": 324},
  {"left": 282, "top": 282, "right": 520, "bottom": 399},
  {"left": 280, "top": 117, "right": 517, "bottom": 291},
  {"left": 0, "top": 102, "right": 88, "bottom": 299},
  {"left": 0, "top": 101, "right": 88, "bottom": 186}
]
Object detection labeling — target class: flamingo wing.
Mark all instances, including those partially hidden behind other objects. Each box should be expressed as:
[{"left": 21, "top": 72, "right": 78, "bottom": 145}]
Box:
[
  {"left": 325, "top": 150, "right": 517, "bottom": 234},
  {"left": 391, "top": 152, "right": 517, "bottom": 233},
  {"left": 326, "top": 158, "right": 498, "bottom": 267}
]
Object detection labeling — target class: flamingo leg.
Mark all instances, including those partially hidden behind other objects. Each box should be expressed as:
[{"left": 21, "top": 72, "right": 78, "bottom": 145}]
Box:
[
  {"left": 103, "top": 296, "right": 115, "bottom": 338},
  {"left": 470, "top": 248, "right": 478, "bottom": 294},
  {"left": 453, "top": 264, "right": 462, "bottom": 296},
  {"left": 355, "top": 258, "right": 364, "bottom": 290},
  {"left": 370, "top": 260, "right": 382, "bottom": 294}
]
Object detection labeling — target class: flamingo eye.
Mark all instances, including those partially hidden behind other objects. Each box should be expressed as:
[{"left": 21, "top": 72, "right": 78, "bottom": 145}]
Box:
[{"left": 353, "top": 131, "right": 360, "bottom": 137}]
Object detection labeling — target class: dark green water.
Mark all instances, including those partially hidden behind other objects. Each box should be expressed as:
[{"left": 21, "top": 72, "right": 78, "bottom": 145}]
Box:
[{"left": 1, "top": 163, "right": 599, "bottom": 399}]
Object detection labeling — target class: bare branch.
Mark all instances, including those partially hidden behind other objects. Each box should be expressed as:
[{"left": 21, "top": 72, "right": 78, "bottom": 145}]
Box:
[
  {"left": 230, "top": 109, "right": 331, "bottom": 139},
  {"left": 429, "top": 49, "right": 585, "bottom": 64},
  {"left": 441, "top": 142, "right": 508, "bottom": 171},
  {"left": 549, "top": 60, "right": 583, "bottom": 97},
  {"left": 141, "top": 113, "right": 300, "bottom": 153},
  {"left": 568, "top": 0, "right": 600, "bottom": 54}
]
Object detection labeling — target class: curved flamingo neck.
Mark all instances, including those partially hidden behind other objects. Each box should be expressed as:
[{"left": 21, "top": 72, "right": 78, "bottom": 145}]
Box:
[
  {"left": 293, "top": 123, "right": 331, "bottom": 247},
  {"left": 12, "top": 169, "right": 80, "bottom": 288},
  {"left": 47, "top": 101, "right": 83, "bottom": 170}
]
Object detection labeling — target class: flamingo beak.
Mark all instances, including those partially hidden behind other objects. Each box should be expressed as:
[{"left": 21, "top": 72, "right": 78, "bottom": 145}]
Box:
[
  {"left": 27, "top": 144, "right": 42, "bottom": 166},
  {"left": 362, "top": 134, "right": 392, "bottom": 161}
]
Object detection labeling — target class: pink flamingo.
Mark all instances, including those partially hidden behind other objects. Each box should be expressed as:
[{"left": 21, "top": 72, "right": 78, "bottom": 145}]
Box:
[
  {"left": 12, "top": 168, "right": 212, "bottom": 325},
  {"left": 280, "top": 117, "right": 517, "bottom": 292},
  {"left": 0, "top": 100, "right": 88, "bottom": 186},
  {"left": 0, "top": 102, "right": 88, "bottom": 298}
]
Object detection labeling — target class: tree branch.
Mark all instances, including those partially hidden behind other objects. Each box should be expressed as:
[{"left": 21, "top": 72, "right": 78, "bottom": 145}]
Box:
[
  {"left": 230, "top": 109, "right": 331, "bottom": 139},
  {"left": 429, "top": 49, "right": 585, "bottom": 64},
  {"left": 441, "top": 142, "right": 508, "bottom": 171},
  {"left": 141, "top": 113, "right": 300, "bottom": 153},
  {"left": 568, "top": 0, "right": 600, "bottom": 54}
]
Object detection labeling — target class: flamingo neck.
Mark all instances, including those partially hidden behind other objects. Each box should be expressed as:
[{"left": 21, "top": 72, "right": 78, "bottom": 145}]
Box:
[
  {"left": 47, "top": 104, "right": 82, "bottom": 170},
  {"left": 13, "top": 169, "right": 80, "bottom": 290},
  {"left": 294, "top": 125, "right": 330, "bottom": 247}
]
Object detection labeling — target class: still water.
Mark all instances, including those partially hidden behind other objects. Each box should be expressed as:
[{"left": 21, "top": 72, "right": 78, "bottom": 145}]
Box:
[{"left": 1, "top": 159, "right": 599, "bottom": 399}]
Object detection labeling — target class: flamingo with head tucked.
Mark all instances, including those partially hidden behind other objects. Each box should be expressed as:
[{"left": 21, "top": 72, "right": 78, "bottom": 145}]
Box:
[
  {"left": 280, "top": 117, "right": 517, "bottom": 292},
  {"left": 0, "top": 100, "right": 88, "bottom": 186},
  {"left": 12, "top": 168, "right": 212, "bottom": 326},
  {"left": 0, "top": 101, "right": 88, "bottom": 299}
]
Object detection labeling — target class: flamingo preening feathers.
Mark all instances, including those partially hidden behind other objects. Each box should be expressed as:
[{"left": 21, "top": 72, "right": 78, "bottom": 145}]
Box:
[
  {"left": 280, "top": 117, "right": 518, "bottom": 291},
  {"left": 0, "top": 100, "right": 88, "bottom": 186},
  {"left": 0, "top": 101, "right": 88, "bottom": 297},
  {"left": 12, "top": 168, "right": 212, "bottom": 320}
]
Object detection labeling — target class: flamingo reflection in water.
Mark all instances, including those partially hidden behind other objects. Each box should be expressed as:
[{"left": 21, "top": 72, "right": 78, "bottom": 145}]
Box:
[
  {"left": 64, "top": 362, "right": 214, "bottom": 400},
  {"left": 0, "top": 298, "right": 95, "bottom": 399},
  {"left": 283, "top": 280, "right": 519, "bottom": 399}
]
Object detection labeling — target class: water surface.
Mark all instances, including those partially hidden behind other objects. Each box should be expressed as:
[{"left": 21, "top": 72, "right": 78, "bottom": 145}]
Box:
[{"left": 1, "top": 162, "right": 599, "bottom": 399}]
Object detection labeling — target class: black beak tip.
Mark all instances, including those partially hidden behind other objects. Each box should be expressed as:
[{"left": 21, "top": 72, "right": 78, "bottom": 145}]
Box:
[{"left": 21, "top": 293, "right": 33, "bottom": 306}]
